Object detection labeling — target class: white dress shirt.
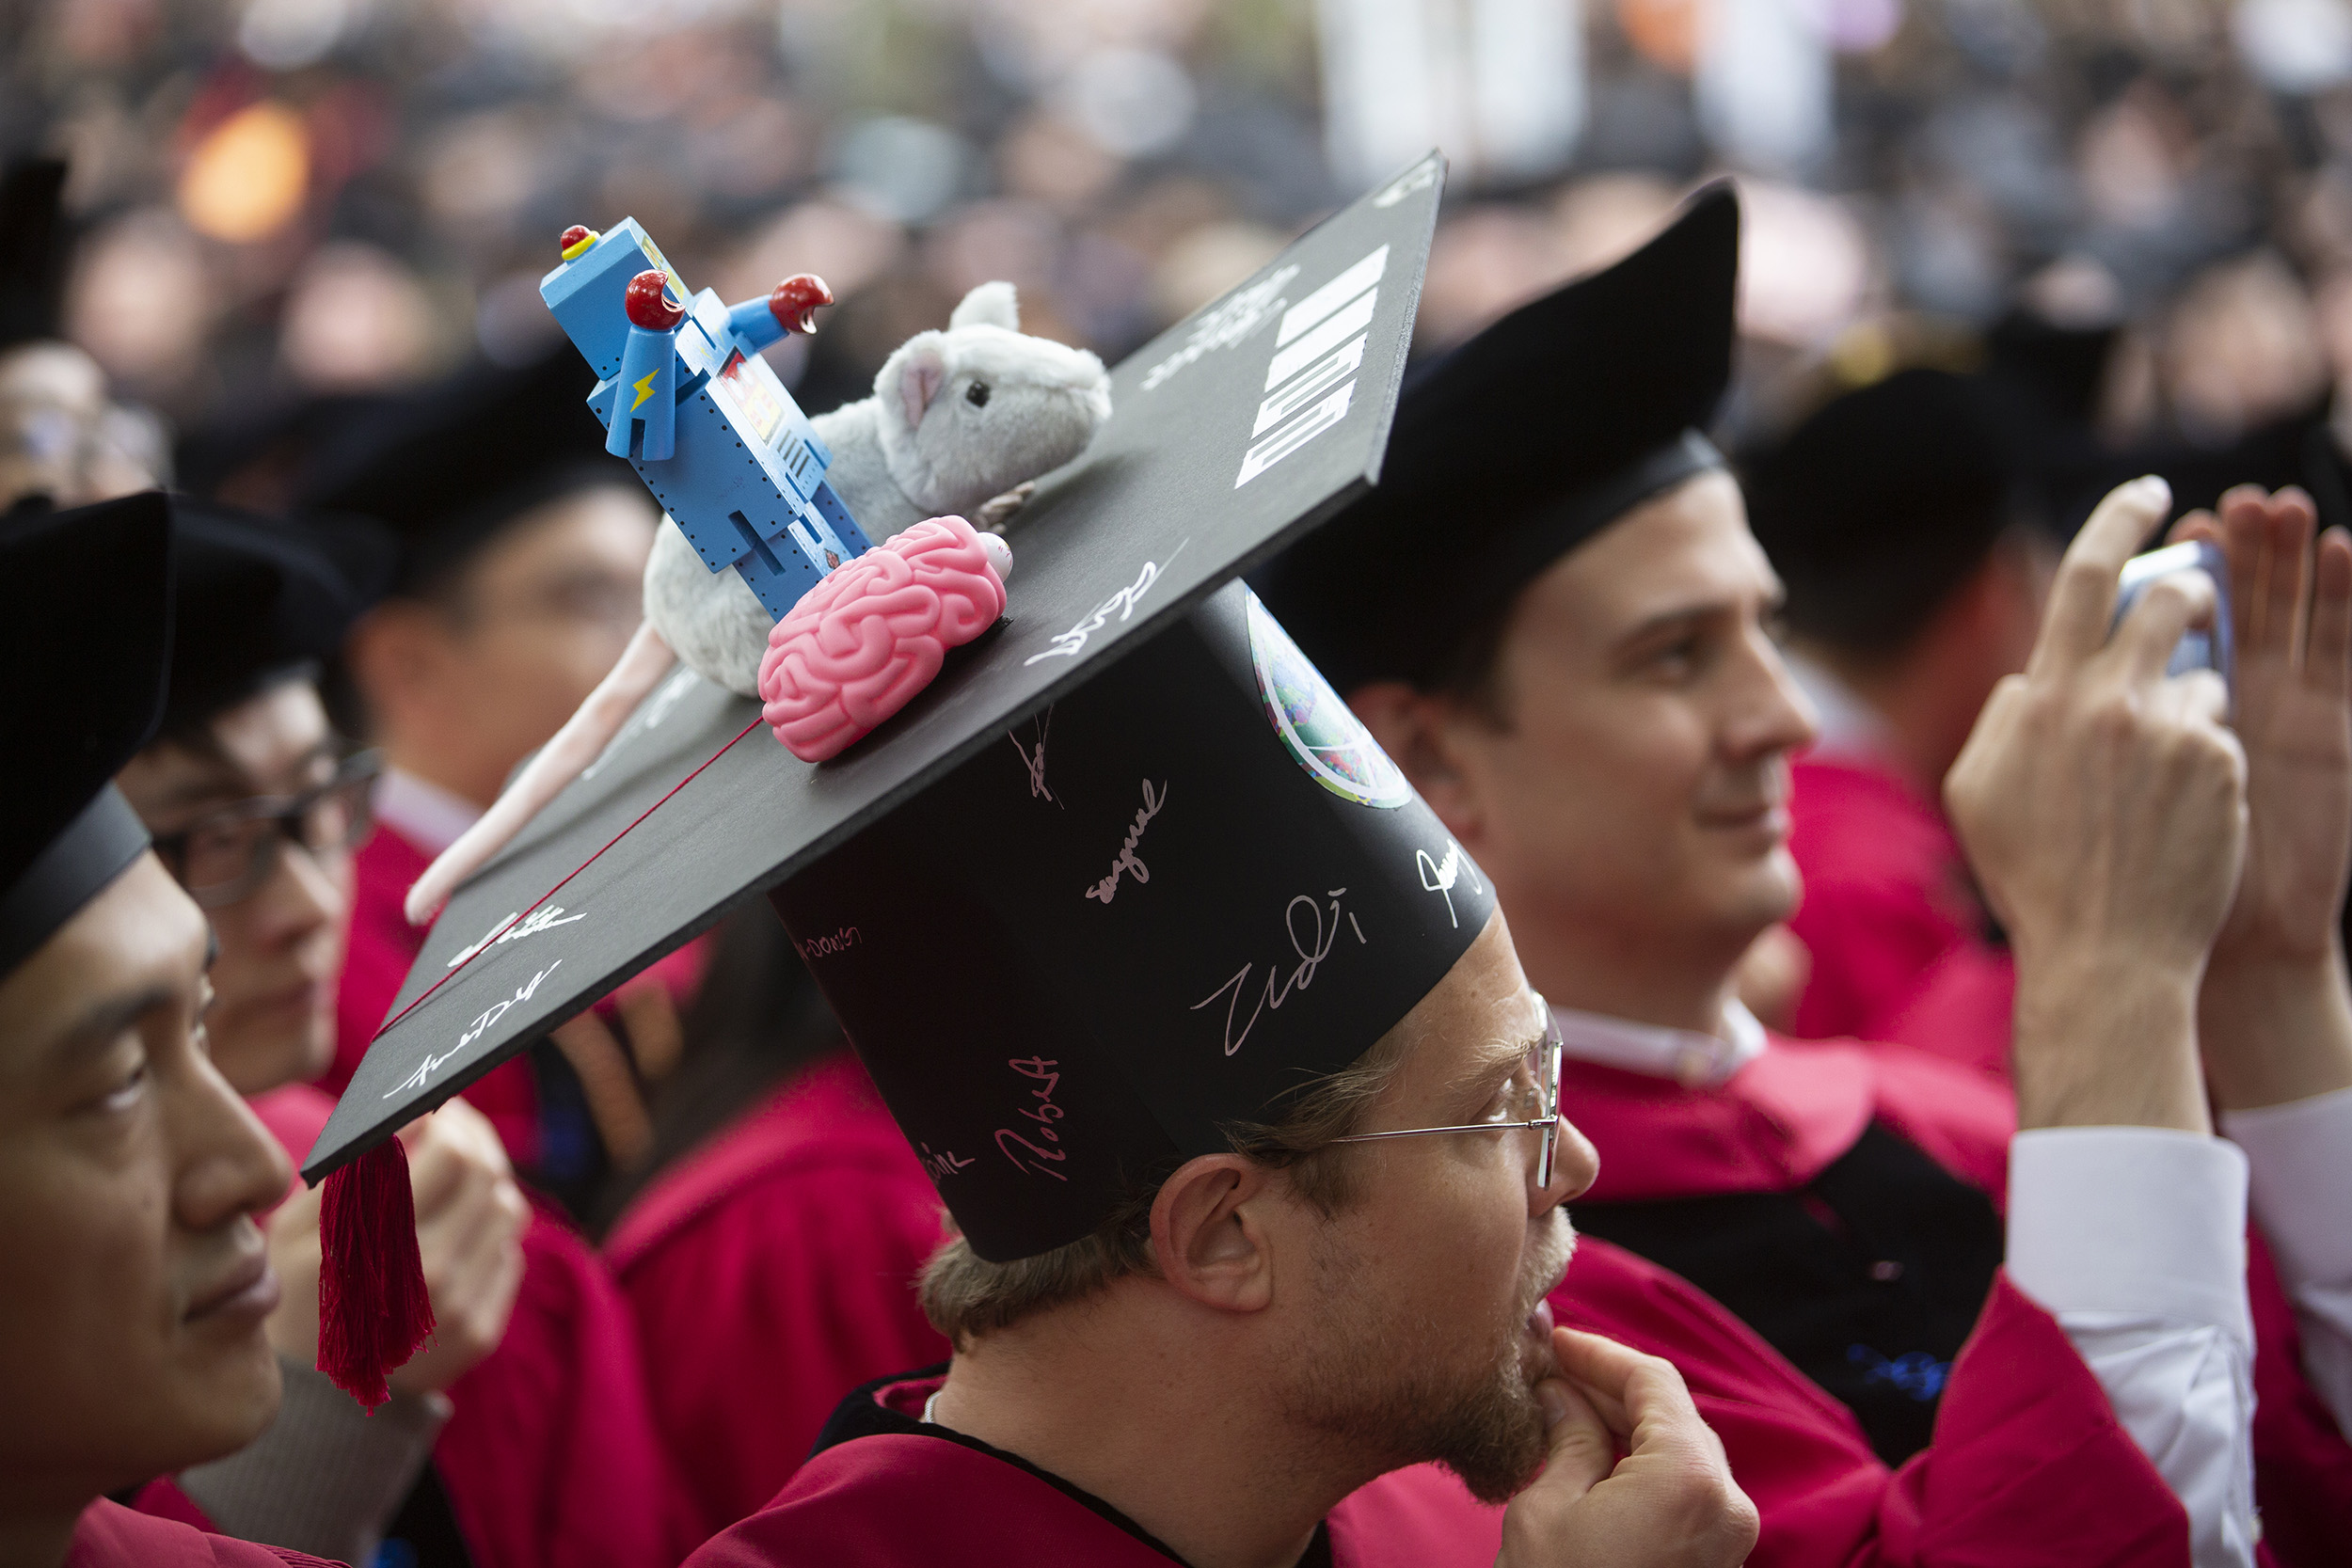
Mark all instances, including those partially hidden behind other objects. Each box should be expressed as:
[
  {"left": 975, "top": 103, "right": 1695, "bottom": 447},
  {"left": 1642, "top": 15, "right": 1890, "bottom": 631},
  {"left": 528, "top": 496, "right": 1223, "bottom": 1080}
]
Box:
[
  {"left": 1552, "top": 1001, "right": 2260, "bottom": 1567},
  {"left": 2222, "top": 1085, "right": 2352, "bottom": 1437}
]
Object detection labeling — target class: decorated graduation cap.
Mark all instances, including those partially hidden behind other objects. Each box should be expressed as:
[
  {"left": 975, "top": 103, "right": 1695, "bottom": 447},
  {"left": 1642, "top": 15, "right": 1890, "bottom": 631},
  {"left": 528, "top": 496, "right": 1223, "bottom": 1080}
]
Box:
[
  {"left": 1253, "top": 182, "right": 1740, "bottom": 693},
  {"left": 305, "top": 153, "right": 1461, "bottom": 1283},
  {"left": 0, "top": 159, "right": 71, "bottom": 352},
  {"left": 300, "top": 348, "right": 634, "bottom": 594},
  {"left": 1742, "top": 367, "right": 2025, "bottom": 657},
  {"left": 772, "top": 578, "right": 1495, "bottom": 1257},
  {"left": 163, "top": 499, "right": 397, "bottom": 731},
  {"left": 0, "top": 492, "right": 172, "bottom": 978}
]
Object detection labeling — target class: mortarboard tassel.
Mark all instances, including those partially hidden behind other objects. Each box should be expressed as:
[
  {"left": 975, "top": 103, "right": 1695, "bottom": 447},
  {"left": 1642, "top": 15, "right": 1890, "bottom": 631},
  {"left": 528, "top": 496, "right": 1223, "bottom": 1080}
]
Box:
[{"left": 316, "top": 1137, "right": 436, "bottom": 1409}]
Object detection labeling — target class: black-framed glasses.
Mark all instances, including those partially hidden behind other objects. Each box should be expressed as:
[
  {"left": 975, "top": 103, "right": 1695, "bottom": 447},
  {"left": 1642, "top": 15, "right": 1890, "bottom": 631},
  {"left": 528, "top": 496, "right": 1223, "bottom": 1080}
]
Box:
[
  {"left": 151, "top": 751, "right": 383, "bottom": 910},
  {"left": 1332, "top": 998, "right": 1565, "bottom": 1190}
]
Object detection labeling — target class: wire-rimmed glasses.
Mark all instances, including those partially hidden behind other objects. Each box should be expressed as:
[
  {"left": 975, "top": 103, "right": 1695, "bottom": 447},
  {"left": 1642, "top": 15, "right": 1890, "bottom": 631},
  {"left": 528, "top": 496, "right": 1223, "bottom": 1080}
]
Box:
[{"left": 1331, "top": 999, "right": 1565, "bottom": 1190}]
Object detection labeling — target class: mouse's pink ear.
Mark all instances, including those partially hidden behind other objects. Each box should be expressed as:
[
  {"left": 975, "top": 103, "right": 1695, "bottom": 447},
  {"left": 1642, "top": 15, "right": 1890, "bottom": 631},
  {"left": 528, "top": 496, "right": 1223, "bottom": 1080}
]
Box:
[{"left": 898, "top": 340, "right": 947, "bottom": 427}]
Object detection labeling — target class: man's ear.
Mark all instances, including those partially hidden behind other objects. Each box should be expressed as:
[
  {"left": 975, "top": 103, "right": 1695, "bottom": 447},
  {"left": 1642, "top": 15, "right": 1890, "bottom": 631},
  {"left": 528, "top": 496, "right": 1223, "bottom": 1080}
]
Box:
[
  {"left": 1349, "top": 681, "right": 1485, "bottom": 843},
  {"left": 1150, "top": 1154, "right": 1277, "bottom": 1314}
]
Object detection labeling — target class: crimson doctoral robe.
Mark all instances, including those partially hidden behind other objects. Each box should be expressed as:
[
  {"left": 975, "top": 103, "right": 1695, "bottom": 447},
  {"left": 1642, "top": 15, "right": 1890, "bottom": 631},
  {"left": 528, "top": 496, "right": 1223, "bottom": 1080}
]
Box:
[
  {"left": 250, "top": 1085, "right": 691, "bottom": 1568},
  {"left": 687, "top": 1256, "right": 2187, "bottom": 1568},
  {"left": 1554, "top": 1242, "right": 2190, "bottom": 1567},
  {"left": 605, "top": 1051, "right": 952, "bottom": 1542},
  {"left": 683, "top": 1370, "right": 1505, "bottom": 1568},
  {"left": 77, "top": 1494, "right": 339, "bottom": 1567},
  {"left": 1556, "top": 1031, "right": 2350, "bottom": 1565},
  {"left": 1784, "top": 754, "right": 2014, "bottom": 1077}
]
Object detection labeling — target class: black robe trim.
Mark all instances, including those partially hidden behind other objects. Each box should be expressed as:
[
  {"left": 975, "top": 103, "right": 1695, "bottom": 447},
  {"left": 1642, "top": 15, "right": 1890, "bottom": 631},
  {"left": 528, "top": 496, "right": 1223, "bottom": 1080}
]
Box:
[
  {"left": 1570, "top": 1120, "right": 2004, "bottom": 1465},
  {"left": 813, "top": 1366, "right": 1336, "bottom": 1568}
]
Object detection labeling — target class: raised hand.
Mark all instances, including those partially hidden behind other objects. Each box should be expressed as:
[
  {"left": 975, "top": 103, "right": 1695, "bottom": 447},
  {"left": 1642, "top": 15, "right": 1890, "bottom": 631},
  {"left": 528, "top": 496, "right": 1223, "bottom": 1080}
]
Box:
[
  {"left": 2169, "top": 485, "right": 2352, "bottom": 1110},
  {"left": 1499, "top": 1327, "right": 1757, "bottom": 1568},
  {"left": 2170, "top": 486, "right": 2352, "bottom": 968},
  {"left": 1946, "top": 475, "right": 2249, "bottom": 1131}
]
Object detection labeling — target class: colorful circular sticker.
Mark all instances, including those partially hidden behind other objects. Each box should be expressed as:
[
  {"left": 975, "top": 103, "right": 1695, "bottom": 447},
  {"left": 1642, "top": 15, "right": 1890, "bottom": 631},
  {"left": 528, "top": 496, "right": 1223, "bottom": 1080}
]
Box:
[{"left": 1245, "top": 589, "right": 1411, "bottom": 808}]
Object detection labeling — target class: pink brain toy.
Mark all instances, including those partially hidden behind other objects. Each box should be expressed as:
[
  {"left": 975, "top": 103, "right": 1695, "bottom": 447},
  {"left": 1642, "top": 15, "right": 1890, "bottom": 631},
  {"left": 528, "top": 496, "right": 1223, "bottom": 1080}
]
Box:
[{"left": 758, "top": 515, "right": 1010, "bottom": 761}]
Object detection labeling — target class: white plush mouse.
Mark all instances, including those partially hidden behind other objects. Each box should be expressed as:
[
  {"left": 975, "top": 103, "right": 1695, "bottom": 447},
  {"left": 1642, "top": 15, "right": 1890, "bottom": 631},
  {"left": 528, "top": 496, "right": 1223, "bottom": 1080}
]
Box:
[
  {"left": 405, "top": 281, "right": 1111, "bottom": 925},
  {"left": 648, "top": 280, "right": 1111, "bottom": 696}
]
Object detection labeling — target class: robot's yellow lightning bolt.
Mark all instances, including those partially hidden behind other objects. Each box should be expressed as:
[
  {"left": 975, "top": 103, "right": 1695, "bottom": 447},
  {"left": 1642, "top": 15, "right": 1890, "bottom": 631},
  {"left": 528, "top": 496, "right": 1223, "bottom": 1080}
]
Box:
[{"left": 629, "top": 369, "right": 662, "bottom": 413}]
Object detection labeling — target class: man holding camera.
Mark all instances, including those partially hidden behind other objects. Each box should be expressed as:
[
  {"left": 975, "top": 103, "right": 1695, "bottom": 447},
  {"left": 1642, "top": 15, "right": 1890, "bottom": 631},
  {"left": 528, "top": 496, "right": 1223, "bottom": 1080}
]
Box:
[{"left": 1263, "top": 184, "right": 2352, "bottom": 1565}]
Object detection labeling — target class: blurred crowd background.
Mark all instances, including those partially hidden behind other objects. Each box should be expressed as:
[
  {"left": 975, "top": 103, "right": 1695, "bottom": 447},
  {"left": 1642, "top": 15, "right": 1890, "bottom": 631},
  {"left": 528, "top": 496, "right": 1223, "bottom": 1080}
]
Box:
[{"left": 15, "top": 0, "right": 2352, "bottom": 512}]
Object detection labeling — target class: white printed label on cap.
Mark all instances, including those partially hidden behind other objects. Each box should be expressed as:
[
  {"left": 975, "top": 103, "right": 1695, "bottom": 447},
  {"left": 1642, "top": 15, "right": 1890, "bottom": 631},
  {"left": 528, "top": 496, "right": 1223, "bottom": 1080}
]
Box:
[
  {"left": 1245, "top": 589, "right": 1409, "bottom": 809},
  {"left": 1276, "top": 245, "right": 1388, "bottom": 349},
  {"left": 1234, "top": 244, "right": 1384, "bottom": 489}
]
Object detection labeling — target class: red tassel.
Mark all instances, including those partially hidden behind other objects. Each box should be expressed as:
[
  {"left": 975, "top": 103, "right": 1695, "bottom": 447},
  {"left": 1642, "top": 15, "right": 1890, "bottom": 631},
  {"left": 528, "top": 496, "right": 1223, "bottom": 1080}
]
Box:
[{"left": 316, "top": 1138, "right": 436, "bottom": 1409}]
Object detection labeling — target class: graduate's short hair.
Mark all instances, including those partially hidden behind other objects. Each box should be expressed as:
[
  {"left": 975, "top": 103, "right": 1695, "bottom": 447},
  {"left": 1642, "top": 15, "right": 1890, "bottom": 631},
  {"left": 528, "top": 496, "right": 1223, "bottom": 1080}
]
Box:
[{"left": 917, "top": 1020, "right": 1418, "bottom": 1345}]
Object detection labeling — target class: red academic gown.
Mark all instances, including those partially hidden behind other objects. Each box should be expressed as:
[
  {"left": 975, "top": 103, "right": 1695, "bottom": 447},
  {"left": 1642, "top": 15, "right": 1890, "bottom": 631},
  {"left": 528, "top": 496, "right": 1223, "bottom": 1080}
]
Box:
[
  {"left": 1554, "top": 1032, "right": 2352, "bottom": 1567},
  {"left": 1552, "top": 1242, "right": 2191, "bottom": 1568},
  {"left": 74, "top": 1495, "right": 341, "bottom": 1568},
  {"left": 683, "top": 1370, "right": 1507, "bottom": 1568},
  {"left": 249, "top": 1085, "right": 691, "bottom": 1568},
  {"left": 335, "top": 825, "right": 541, "bottom": 1166},
  {"left": 1785, "top": 754, "right": 2015, "bottom": 1077},
  {"left": 605, "top": 1051, "right": 952, "bottom": 1542}
]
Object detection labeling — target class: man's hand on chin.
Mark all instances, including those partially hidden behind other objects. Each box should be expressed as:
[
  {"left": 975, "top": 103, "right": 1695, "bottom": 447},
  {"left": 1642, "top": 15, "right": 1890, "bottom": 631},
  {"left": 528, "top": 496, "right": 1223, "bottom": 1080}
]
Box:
[{"left": 1497, "top": 1327, "right": 1756, "bottom": 1568}]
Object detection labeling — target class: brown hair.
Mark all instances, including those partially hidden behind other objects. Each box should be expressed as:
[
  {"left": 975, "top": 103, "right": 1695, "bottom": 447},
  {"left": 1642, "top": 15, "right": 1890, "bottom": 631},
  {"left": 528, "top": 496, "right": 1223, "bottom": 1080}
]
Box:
[{"left": 916, "top": 1019, "right": 1419, "bottom": 1346}]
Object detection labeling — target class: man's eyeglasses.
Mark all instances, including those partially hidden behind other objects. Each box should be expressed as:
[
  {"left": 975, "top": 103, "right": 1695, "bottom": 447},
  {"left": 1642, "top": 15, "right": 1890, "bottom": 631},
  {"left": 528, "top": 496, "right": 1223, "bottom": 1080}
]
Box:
[
  {"left": 1331, "top": 1000, "right": 1565, "bottom": 1190},
  {"left": 151, "top": 751, "right": 383, "bottom": 910}
]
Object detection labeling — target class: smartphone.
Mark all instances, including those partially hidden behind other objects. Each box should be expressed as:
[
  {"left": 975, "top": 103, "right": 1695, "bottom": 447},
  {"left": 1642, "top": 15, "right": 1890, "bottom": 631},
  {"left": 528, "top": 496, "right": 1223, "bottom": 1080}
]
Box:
[{"left": 2112, "top": 540, "right": 2233, "bottom": 692}]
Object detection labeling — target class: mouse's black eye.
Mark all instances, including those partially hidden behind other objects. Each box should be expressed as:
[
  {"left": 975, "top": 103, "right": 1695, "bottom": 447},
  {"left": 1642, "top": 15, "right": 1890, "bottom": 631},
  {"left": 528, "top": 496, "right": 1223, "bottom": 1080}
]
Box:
[{"left": 965, "top": 380, "right": 991, "bottom": 407}]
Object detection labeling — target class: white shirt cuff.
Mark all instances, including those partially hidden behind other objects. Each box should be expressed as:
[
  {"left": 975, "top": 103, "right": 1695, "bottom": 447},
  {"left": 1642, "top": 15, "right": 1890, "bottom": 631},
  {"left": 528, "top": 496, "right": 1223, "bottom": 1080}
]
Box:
[
  {"left": 2008, "top": 1127, "right": 2252, "bottom": 1341},
  {"left": 2220, "top": 1084, "right": 2352, "bottom": 1289}
]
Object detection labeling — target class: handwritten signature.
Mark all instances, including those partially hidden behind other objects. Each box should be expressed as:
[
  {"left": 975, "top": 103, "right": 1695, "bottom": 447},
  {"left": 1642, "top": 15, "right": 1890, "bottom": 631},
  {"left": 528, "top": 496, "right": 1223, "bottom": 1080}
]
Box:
[
  {"left": 1191, "top": 889, "right": 1370, "bottom": 1056},
  {"left": 384, "top": 959, "right": 564, "bottom": 1099},
  {"left": 795, "top": 925, "right": 862, "bottom": 960},
  {"left": 1024, "top": 540, "right": 1189, "bottom": 667},
  {"left": 1416, "top": 841, "right": 1483, "bottom": 929},
  {"left": 994, "top": 1055, "right": 1071, "bottom": 1180},
  {"left": 444, "top": 903, "right": 587, "bottom": 970},
  {"left": 1083, "top": 780, "right": 1168, "bottom": 904},
  {"left": 920, "top": 1142, "right": 977, "bottom": 1182},
  {"left": 1008, "top": 706, "right": 1061, "bottom": 808}
]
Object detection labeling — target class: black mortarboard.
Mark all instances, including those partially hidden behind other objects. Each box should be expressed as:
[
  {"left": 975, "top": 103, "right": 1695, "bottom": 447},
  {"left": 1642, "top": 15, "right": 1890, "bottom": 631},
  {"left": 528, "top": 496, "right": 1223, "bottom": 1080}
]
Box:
[
  {"left": 1252, "top": 182, "right": 1740, "bottom": 693},
  {"left": 302, "top": 157, "right": 1471, "bottom": 1262},
  {"left": 0, "top": 159, "right": 71, "bottom": 352},
  {"left": 0, "top": 492, "right": 173, "bottom": 977},
  {"left": 1742, "top": 368, "right": 2022, "bottom": 657},
  {"left": 163, "top": 499, "right": 398, "bottom": 732},
  {"left": 772, "top": 579, "right": 1493, "bottom": 1257},
  {"left": 298, "top": 349, "right": 636, "bottom": 594}
]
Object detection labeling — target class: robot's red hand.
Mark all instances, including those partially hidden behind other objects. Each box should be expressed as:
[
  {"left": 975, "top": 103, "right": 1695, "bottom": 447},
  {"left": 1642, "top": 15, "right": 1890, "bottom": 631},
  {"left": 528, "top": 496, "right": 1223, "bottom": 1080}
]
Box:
[
  {"left": 625, "top": 269, "right": 686, "bottom": 331},
  {"left": 770, "top": 274, "right": 834, "bottom": 336}
]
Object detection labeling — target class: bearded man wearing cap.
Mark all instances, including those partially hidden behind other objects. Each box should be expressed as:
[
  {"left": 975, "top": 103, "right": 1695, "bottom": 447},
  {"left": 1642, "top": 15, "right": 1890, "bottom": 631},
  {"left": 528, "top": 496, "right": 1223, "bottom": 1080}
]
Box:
[
  {"left": 0, "top": 493, "right": 342, "bottom": 1568},
  {"left": 668, "top": 578, "right": 1757, "bottom": 1568},
  {"left": 108, "top": 499, "right": 690, "bottom": 1568},
  {"left": 1259, "top": 183, "right": 2352, "bottom": 1565}
]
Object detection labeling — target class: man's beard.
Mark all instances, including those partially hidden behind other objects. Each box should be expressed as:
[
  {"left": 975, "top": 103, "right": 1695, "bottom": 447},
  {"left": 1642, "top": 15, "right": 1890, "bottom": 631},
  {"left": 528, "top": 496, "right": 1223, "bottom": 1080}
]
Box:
[{"left": 1280, "top": 1213, "right": 1576, "bottom": 1505}]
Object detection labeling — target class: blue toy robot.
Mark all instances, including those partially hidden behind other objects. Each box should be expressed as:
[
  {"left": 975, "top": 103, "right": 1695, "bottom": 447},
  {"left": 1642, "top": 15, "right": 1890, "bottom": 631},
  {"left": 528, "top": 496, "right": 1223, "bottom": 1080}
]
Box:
[{"left": 540, "top": 220, "right": 866, "bottom": 621}]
